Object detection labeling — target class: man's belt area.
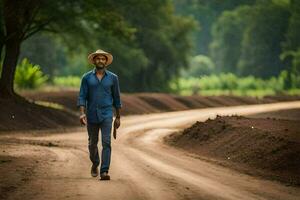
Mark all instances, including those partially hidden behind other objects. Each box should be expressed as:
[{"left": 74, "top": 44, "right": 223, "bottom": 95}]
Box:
[{"left": 96, "top": 104, "right": 112, "bottom": 109}]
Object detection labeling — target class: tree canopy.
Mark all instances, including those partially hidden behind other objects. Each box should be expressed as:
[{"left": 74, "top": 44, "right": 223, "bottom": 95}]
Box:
[
  {"left": 1, "top": 0, "right": 299, "bottom": 97},
  {"left": 0, "top": 0, "right": 196, "bottom": 97}
]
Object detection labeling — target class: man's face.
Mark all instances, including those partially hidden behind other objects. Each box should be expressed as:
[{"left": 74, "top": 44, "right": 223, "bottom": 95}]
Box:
[{"left": 93, "top": 54, "right": 107, "bottom": 69}]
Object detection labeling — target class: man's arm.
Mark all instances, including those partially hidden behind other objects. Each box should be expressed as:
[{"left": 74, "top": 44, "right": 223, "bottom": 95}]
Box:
[
  {"left": 79, "top": 105, "right": 86, "bottom": 116},
  {"left": 112, "top": 75, "right": 122, "bottom": 128},
  {"left": 112, "top": 75, "right": 122, "bottom": 112},
  {"left": 115, "top": 107, "right": 121, "bottom": 118},
  {"left": 77, "top": 76, "right": 88, "bottom": 107},
  {"left": 77, "top": 76, "right": 88, "bottom": 125}
]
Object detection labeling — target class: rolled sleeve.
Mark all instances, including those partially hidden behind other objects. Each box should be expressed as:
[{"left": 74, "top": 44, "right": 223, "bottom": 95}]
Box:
[
  {"left": 112, "top": 75, "right": 122, "bottom": 109},
  {"left": 77, "top": 76, "right": 88, "bottom": 108}
]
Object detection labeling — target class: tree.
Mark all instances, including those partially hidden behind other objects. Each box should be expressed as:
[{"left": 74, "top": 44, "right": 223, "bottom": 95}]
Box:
[
  {"left": 0, "top": 0, "right": 133, "bottom": 98},
  {"left": 210, "top": 5, "right": 252, "bottom": 73},
  {"left": 181, "top": 54, "right": 215, "bottom": 77},
  {"left": 237, "top": 1, "right": 290, "bottom": 78},
  {"left": 281, "top": 0, "right": 300, "bottom": 88},
  {"left": 0, "top": 0, "right": 196, "bottom": 96},
  {"left": 113, "top": 0, "right": 196, "bottom": 92},
  {"left": 0, "top": 1, "right": 4, "bottom": 61},
  {"left": 173, "top": 0, "right": 256, "bottom": 55},
  {"left": 19, "top": 34, "right": 63, "bottom": 80}
]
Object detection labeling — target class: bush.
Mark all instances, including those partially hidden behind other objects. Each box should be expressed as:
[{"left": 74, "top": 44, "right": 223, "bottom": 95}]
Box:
[
  {"left": 182, "top": 55, "right": 215, "bottom": 77},
  {"left": 53, "top": 76, "right": 81, "bottom": 87},
  {"left": 15, "top": 58, "right": 48, "bottom": 89}
]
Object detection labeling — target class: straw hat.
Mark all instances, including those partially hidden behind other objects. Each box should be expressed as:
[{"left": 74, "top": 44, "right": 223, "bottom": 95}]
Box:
[{"left": 88, "top": 49, "right": 113, "bottom": 66}]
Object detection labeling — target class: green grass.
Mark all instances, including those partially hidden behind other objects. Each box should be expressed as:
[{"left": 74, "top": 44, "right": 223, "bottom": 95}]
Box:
[{"left": 52, "top": 76, "right": 81, "bottom": 87}]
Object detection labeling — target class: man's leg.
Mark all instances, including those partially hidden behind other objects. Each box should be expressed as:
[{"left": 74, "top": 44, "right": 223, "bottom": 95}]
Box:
[
  {"left": 100, "top": 117, "right": 113, "bottom": 174},
  {"left": 87, "top": 123, "right": 100, "bottom": 167}
]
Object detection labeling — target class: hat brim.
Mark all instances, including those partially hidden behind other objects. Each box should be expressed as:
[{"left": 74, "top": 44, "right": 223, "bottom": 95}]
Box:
[{"left": 88, "top": 52, "right": 113, "bottom": 66}]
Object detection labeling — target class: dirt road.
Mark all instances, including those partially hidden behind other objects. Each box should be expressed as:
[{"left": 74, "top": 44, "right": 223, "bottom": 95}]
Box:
[{"left": 1, "top": 101, "right": 300, "bottom": 200}]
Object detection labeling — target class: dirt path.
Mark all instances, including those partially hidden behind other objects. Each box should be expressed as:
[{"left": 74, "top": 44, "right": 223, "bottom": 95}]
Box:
[{"left": 1, "top": 101, "right": 300, "bottom": 200}]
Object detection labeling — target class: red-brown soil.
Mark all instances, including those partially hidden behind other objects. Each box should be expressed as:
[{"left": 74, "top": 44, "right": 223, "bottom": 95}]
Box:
[
  {"left": 1, "top": 103, "right": 300, "bottom": 199},
  {"left": 0, "top": 97, "right": 78, "bottom": 132}
]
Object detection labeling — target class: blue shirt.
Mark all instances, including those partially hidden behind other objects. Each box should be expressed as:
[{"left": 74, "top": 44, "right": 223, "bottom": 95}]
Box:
[{"left": 77, "top": 68, "right": 122, "bottom": 123}]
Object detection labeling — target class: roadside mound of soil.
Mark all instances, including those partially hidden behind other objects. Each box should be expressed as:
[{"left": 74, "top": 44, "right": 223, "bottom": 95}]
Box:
[
  {"left": 164, "top": 113, "right": 300, "bottom": 186},
  {"left": 1, "top": 90, "right": 298, "bottom": 132},
  {"left": 22, "top": 90, "right": 300, "bottom": 115},
  {"left": 249, "top": 108, "right": 300, "bottom": 121},
  {"left": 0, "top": 98, "right": 78, "bottom": 132}
]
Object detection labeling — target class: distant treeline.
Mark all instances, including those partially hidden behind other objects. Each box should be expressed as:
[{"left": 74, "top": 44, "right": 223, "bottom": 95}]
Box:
[{"left": 176, "top": 0, "right": 300, "bottom": 87}]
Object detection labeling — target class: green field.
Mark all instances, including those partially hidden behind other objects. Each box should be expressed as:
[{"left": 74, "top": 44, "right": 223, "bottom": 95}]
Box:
[{"left": 170, "top": 72, "right": 300, "bottom": 97}]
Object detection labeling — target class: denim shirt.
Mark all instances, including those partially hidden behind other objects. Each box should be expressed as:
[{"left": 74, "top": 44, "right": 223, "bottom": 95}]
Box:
[{"left": 77, "top": 68, "right": 122, "bottom": 123}]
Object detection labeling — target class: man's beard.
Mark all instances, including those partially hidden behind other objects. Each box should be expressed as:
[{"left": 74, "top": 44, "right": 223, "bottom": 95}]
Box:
[{"left": 96, "top": 63, "right": 105, "bottom": 70}]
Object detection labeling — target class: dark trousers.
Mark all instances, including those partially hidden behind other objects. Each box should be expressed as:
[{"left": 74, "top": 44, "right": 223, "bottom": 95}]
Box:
[{"left": 87, "top": 117, "right": 113, "bottom": 174}]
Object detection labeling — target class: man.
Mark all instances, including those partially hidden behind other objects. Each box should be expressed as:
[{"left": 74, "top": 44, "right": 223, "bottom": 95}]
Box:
[{"left": 77, "top": 49, "right": 122, "bottom": 181}]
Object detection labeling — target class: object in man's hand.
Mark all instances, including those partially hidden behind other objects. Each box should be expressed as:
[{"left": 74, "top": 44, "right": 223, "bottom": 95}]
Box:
[{"left": 113, "top": 126, "right": 117, "bottom": 139}]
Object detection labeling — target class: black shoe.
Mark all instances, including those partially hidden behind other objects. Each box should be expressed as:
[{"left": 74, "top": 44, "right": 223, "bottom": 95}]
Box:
[
  {"left": 100, "top": 172, "right": 110, "bottom": 180},
  {"left": 91, "top": 165, "right": 98, "bottom": 177}
]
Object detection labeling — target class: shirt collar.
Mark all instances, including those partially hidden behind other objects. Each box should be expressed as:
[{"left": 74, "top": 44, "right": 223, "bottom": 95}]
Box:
[{"left": 92, "top": 67, "right": 108, "bottom": 76}]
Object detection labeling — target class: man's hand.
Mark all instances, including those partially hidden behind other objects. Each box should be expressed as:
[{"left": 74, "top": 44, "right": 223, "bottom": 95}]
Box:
[
  {"left": 80, "top": 114, "right": 87, "bottom": 125},
  {"left": 114, "top": 117, "right": 120, "bottom": 129}
]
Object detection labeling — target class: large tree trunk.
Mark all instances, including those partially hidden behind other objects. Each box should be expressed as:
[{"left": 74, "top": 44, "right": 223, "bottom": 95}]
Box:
[
  {"left": 0, "top": 0, "right": 24, "bottom": 99},
  {"left": 0, "top": 44, "right": 2, "bottom": 61},
  {"left": 0, "top": 45, "right": 3, "bottom": 77},
  {"left": 0, "top": 37, "right": 21, "bottom": 98}
]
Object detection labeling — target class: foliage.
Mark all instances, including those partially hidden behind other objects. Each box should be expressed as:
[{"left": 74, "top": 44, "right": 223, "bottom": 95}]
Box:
[
  {"left": 14, "top": 58, "right": 48, "bottom": 89},
  {"left": 237, "top": 1, "right": 290, "bottom": 78},
  {"left": 176, "top": 0, "right": 300, "bottom": 86},
  {"left": 113, "top": 0, "right": 197, "bottom": 92},
  {"left": 210, "top": 5, "right": 252, "bottom": 73},
  {"left": 13, "top": 0, "right": 197, "bottom": 93},
  {"left": 181, "top": 55, "right": 215, "bottom": 77},
  {"left": 170, "top": 71, "right": 300, "bottom": 97},
  {"left": 3, "top": 0, "right": 300, "bottom": 94},
  {"left": 209, "top": 1, "right": 290, "bottom": 77},
  {"left": 174, "top": 0, "right": 256, "bottom": 55}
]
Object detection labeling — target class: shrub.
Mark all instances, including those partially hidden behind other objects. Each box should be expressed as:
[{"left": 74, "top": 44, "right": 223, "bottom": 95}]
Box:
[{"left": 15, "top": 58, "right": 48, "bottom": 89}]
